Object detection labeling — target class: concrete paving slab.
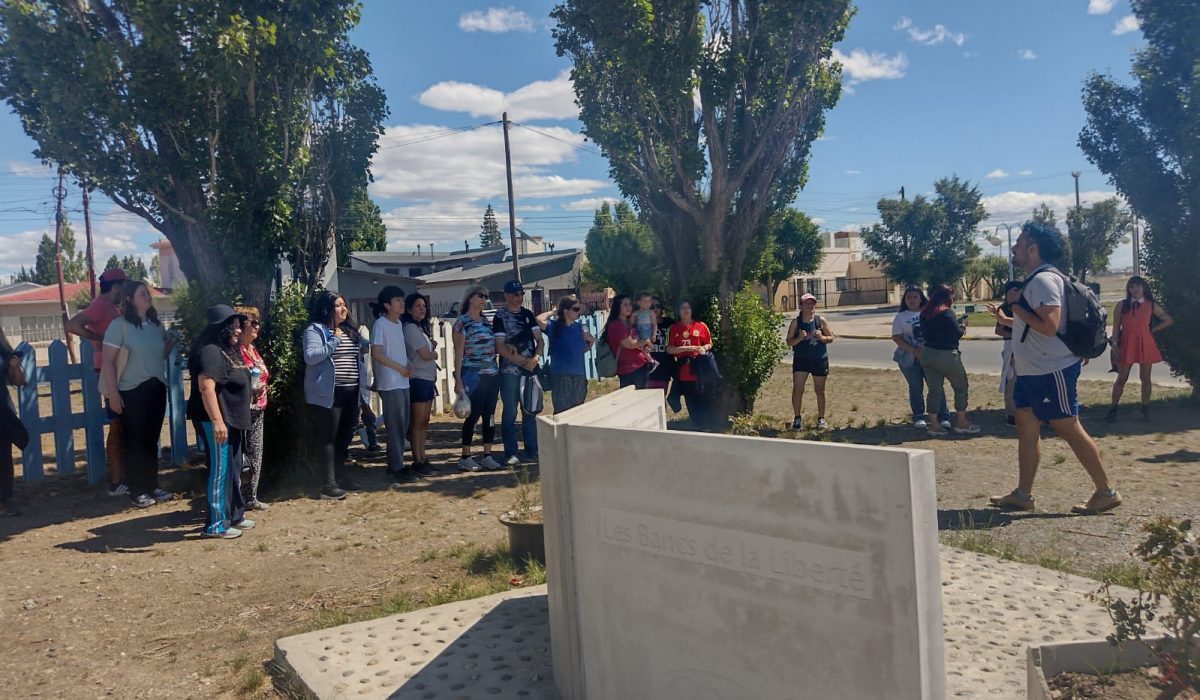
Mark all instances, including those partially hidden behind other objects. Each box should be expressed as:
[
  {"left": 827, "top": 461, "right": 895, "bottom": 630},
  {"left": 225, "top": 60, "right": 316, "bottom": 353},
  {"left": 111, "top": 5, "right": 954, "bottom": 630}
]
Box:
[{"left": 275, "top": 546, "right": 1132, "bottom": 699}]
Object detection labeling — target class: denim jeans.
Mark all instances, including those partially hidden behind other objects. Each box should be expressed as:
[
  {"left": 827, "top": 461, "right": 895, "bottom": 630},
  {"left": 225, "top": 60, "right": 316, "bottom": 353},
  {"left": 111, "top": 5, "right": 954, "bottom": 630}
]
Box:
[
  {"left": 500, "top": 372, "right": 538, "bottom": 459},
  {"left": 898, "top": 362, "right": 951, "bottom": 422}
]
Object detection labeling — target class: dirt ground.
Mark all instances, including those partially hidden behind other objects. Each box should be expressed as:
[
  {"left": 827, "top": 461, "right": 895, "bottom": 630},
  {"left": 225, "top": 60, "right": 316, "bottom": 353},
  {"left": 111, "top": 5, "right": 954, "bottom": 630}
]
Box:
[{"left": 1, "top": 367, "right": 1197, "bottom": 698}]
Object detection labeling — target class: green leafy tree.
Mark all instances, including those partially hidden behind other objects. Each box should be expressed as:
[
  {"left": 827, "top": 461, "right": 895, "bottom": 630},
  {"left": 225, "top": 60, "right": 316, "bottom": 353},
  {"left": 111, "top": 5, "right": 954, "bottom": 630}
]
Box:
[
  {"left": 1065, "top": 198, "right": 1132, "bottom": 283},
  {"left": 103, "top": 255, "right": 121, "bottom": 272},
  {"left": 479, "top": 203, "right": 503, "bottom": 249},
  {"left": 746, "top": 209, "right": 824, "bottom": 301},
  {"left": 333, "top": 187, "right": 386, "bottom": 268},
  {"left": 0, "top": 0, "right": 386, "bottom": 311},
  {"left": 32, "top": 220, "right": 85, "bottom": 285},
  {"left": 1079, "top": 0, "right": 1198, "bottom": 395},
  {"left": 1032, "top": 202, "right": 1057, "bottom": 228},
  {"left": 149, "top": 255, "right": 161, "bottom": 286},
  {"left": 979, "top": 254, "right": 1011, "bottom": 299},
  {"left": 862, "top": 176, "right": 986, "bottom": 288},
  {"left": 583, "top": 201, "right": 661, "bottom": 294},
  {"left": 11, "top": 266, "right": 34, "bottom": 284},
  {"left": 554, "top": 0, "right": 851, "bottom": 415},
  {"left": 121, "top": 255, "right": 150, "bottom": 282}
]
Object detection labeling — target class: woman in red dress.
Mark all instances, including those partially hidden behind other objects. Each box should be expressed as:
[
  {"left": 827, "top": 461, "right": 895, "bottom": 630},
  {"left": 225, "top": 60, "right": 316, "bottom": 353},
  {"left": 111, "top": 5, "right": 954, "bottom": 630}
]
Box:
[{"left": 1105, "top": 276, "right": 1174, "bottom": 422}]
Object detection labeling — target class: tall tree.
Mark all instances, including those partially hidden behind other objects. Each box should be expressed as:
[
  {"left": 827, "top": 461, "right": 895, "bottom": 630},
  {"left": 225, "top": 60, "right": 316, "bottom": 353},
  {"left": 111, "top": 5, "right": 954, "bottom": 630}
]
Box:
[
  {"left": 979, "top": 254, "right": 1011, "bottom": 299},
  {"left": 31, "top": 219, "right": 85, "bottom": 285},
  {"left": 554, "top": 0, "right": 851, "bottom": 412},
  {"left": 11, "top": 266, "right": 34, "bottom": 284},
  {"left": 0, "top": 1, "right": 386, "bottom": 311},
  {"left": 332, "top": 187, "right": 386, "bottom": 268},
  {"left": 1078, "top": 0, "right": 1198, "bottom": 394},
  {"left": 479, "top": 203, "right": 503, "bottom": 249},
  {"left": 149, "top": 255, "right": 161, "bottom": 287},
  {"left": 120, "top": 255, "right": 150, "bottom": 282},
  {"left": 1031, "top": 202, "right": 1058, "bottom": 228},
  {"left": 1065, "top": 198, "right": 1131, "bottom": 283},
  {"left": 103, "top": 255, "right": 121, "bottom": 273},
  {"left": 862, "top": 176, "right": 986, "bottom": 288},
  {"left": 583, "top": 201, "right": 661, "bottom": 294},
  {"left": 746, "top": 208, "right": 824, "bottom": 299}
]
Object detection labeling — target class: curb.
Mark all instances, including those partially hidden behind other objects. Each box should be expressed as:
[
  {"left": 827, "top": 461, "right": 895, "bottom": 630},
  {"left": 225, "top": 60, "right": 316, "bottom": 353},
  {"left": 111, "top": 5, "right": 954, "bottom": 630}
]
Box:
[{"left": 835, "top": 334, "right": 1003, "bottom": 342}]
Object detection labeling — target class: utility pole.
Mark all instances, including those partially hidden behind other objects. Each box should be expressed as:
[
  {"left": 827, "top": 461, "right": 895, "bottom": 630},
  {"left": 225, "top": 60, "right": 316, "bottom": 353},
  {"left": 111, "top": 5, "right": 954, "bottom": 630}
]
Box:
[
  {"left": 52, "top": 166, "right": 77, "bottom": 362},
  {"left": 501, "top": 112, "right": 522, "bottom": 283},
  {"left": 1071, "top": 171, "right": 1082, "bottom": 210},
  {"left": 81, "top": 175, "right": 98, "bottom": 300},
  {"left": 899, "top": 186, "right": 906, "bottom": 202}
]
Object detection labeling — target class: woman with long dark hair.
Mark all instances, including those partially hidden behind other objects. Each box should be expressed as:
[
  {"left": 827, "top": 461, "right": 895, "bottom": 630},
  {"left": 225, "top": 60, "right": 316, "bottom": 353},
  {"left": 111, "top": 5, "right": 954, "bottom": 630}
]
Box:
[
  {"left": 402, "top": 293, "right": 439, "bottom": 474},
  {"left": 453, "top": 285, "right": 502, "bottom": 472},
  {"left": 0, "top": 327, "right": 27, "bottom": 516},
  {"left": 303, "top": 291, "right": 365, "bottom": 500},
  {"left": 602, "top": 293, "right": 650, "bottom": 389},
  {"left": 917, "top": 284, "right": 979, "bottom": 435},
  {"left": 1105, "top": 276, "right": 1174, "bottom": 422},
  {"left": 188, "top": 305, "right": 254, "bottom": 539},
  {"left": 101, "top": 280, "right": 175, "bottom": 508},
  {"left": 891, "top": 286, "right": 950, "bottom": 430},
  {"left": 542, "top": 294, "right": 594, "bottom": 413}
]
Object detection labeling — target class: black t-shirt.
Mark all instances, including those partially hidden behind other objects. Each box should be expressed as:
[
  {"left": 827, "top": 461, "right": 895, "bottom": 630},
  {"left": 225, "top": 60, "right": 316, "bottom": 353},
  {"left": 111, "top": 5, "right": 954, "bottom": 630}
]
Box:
[
  {"left": 923, "top": 309, "right": 965, "bottom": 350},
  {"left": 492, "top": 306, "right": 540, "bottom": 374},
  {"left": 186, "top": 344, "right": 252, "bottom": 430}
]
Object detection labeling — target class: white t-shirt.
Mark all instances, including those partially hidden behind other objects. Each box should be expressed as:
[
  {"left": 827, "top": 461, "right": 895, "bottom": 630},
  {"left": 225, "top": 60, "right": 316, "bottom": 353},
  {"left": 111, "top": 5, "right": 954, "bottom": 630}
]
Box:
[
  {"left": 1012, "top": 264, "right": 1076, "bottom": 376},
  {"left": 371, "top": 316, "right": 411, "bottom": 392},
  {"left": 891, "top": 309, "right": 924, "bottom": 347}
]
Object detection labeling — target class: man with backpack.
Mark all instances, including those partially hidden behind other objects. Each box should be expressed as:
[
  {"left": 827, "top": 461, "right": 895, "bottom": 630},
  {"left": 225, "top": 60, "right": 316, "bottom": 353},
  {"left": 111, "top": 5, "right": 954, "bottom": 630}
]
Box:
[{"left": 988, "top": 222, "right": 1122, "bottom": 515}]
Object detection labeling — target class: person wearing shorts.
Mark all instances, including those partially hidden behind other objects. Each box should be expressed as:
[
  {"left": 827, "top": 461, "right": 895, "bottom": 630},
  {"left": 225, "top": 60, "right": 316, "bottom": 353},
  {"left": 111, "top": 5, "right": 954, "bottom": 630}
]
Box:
[
  {"left": 989, "top": 222, "right": 1121, "bottom": 516},
  {"left": 786, "top": 293, "right": 833, "bottom": 431}
]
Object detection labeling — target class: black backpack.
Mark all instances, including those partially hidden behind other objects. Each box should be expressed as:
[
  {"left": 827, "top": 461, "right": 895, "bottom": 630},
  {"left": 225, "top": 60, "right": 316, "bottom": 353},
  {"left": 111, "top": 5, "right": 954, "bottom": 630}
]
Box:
[{"left": 1018, "top": 268, "right": 1109, "bottom": 359}]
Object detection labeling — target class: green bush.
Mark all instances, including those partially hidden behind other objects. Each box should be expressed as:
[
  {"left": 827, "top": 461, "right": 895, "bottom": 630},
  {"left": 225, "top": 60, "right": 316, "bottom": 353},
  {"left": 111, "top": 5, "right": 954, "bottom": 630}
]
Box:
[
  {"left": 705, "top": 285, "right": 786, "bottom": 411},
  {"left": 259, "top": 282, "right": 310, "bottom": 484}
]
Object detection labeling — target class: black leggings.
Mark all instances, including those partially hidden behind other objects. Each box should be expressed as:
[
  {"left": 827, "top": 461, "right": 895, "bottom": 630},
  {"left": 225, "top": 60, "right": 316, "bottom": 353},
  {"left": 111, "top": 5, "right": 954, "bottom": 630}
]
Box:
[
  {"left": 1, "top": 440, "right": 13, "bottom": 503},
  {"left": 461, "top": 373, "right": 500, "bottom": 447},
  {"left": 119, "top": 379, "right": 167, "bottom": 498},
  {"left": 308, "top": 386, "right": 361, "bottom": 489},
  {"left": 619, "top": 364, "right": 650, "bottom": 389}
]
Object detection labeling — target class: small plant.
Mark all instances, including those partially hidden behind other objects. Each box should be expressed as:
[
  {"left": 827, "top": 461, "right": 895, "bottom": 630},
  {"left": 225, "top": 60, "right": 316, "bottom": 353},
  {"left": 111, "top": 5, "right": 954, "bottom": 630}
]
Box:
[
  {"left": 1052, "top": 454, "right": 1067, "bottom": 465},
  {"left": 1099, "top": 517, "right": 1200, "bottom": 698},
  {"left": 728, "top": 412, "right": 781, "bottom": 437},
  {"left": 506, "top": 464, "right": 542, "bottom": 524}
]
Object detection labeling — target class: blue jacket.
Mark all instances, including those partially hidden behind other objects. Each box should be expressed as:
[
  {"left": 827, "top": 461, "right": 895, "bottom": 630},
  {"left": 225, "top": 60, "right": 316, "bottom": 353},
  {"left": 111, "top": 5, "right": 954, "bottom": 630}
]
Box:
[{"left": 302, "top": 322, "right": 367, "bottom": 408}]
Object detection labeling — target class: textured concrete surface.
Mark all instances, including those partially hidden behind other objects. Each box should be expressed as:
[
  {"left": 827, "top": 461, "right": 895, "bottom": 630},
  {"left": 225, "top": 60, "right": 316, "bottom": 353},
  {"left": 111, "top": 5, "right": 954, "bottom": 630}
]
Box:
[{"left": 275, "top": 546, "right": 1130, "bottom": 699}]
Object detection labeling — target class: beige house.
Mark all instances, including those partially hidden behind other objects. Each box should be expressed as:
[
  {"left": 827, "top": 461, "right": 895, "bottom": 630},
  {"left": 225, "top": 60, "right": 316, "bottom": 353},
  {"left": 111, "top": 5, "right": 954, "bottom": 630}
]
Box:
[{"left": 767, "top": 231, "right": 897, "bottom": 310}]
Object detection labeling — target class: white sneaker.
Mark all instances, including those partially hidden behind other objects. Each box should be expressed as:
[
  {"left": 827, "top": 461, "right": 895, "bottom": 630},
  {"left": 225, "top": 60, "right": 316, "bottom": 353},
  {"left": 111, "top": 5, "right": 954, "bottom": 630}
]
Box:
[
  {"left": 913, "top": 419, "right": 928, "bottom": 429},
  {"left": 151, "top": 488, "right": 175, "bottom": 503},
  {"left": 233, "top": 518, "right": 256, "bottom": 530},
  {"left": 504, "top": 455, "right": 521, "bottom": 467},
  {"left": 480, "top": 455, "right": 504, "bottom": 471},
  {"left": 458, "top": 456, "right": 483, "bottom": 472},
  {"left": 940, "top": 420, "right": 952, "bottom": 430}
]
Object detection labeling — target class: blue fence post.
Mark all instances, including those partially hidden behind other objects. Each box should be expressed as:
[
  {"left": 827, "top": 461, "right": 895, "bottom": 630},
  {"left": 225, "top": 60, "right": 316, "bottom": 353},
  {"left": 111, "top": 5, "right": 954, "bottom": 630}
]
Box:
[
  {"left": 167, "top": 346, "right": 188, "bottom": 466},
  {"left": 80, "top": 343, "right": 106, "bottom": 485},
  {"left": 16, "top": 342, "right": 43, "bottom": 482},
  {"left": 47, "top": 341, "right": 76, "bottom": 476}
]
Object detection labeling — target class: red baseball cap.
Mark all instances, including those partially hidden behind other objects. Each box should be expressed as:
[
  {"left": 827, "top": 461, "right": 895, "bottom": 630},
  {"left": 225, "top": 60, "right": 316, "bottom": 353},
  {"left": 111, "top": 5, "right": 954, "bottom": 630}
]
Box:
[
  {"left": 800, "top": 293, "right": 818, "bottom": 303},
  {"left": 99, "top": 268, "right": 127, "bottom": 283}
]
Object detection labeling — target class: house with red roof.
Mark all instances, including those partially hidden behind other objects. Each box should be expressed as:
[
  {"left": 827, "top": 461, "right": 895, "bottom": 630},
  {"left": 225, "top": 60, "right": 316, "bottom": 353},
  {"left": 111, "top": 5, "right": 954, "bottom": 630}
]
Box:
[{"left": 0, "top": 280, "right": 174, "bottom": 345}]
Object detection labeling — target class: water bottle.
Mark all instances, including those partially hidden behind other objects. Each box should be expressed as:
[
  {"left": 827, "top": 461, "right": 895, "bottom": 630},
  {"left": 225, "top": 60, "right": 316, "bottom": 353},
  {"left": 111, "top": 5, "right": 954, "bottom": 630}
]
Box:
[{"left": 250, "top": 366, "right": 263, "bottom": 395}]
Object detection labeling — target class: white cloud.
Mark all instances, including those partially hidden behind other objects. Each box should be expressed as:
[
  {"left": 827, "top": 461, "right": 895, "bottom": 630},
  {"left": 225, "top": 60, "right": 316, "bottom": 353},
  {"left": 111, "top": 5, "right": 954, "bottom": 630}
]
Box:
[
  {"left": 6, "top": 160, "right": 54, "bottom": 178},
  {"left": 418, "top": 71, "right": 577, "bottom": 121},
  {"left": 981, "top": 190, "right": 1123, "bottom": 224},
  {"left": 831, "top": 48, "right": 908, "bottom": 85},
  {"left": 986, "top": 169, "right": 1009, "bottom": 179},
  {"left": 844, "top": 170, "right": 862, "bottom": 176},
  {"left": 561, "top": 197, "right": 619, "bottom": 212},
  {"left": 457, "top": 7, "right": 535, "bottom": 33},
  {"left": 1112, "top": 15, "right": 1140, "bottom": 35},
  {"left": 0, "top": 213, "right": 155, "bottom": 281},
  {"left": 893, "top": 17, "right": 965, "bottom": 47},
  {"left": 1019, "top": 169, "right": 1034, "bottom": 176},
  {"left": 369, "top": 122, "right": 609, "bottom": 246},
  {"left": 1088, "top": 0, "right": 1117, "bottom": 15},
  {"left": 811, "top": 217, "right": 827, "bottom": 226},
  {"left": 1017, "top": 49, "right": 1037, "bottom": 60}
]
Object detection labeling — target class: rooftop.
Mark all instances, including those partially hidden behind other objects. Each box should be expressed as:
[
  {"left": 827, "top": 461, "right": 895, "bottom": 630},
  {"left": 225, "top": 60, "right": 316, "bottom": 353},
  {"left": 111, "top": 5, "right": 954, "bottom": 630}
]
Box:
[
  {"left": 0, "top": 281, "right": 169, "bottom": 304},
  {"left": 350, "top": 247, "right": 505, "bottom": 265},
  {"left": 417, "top": 249, "right": 579, "bottom": 285}
]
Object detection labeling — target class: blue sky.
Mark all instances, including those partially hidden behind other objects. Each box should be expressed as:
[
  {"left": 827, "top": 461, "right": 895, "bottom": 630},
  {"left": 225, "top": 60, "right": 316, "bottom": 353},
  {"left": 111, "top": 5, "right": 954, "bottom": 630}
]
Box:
[{"left": 0, "top": 0, "right": 1146, "bottom": 280}]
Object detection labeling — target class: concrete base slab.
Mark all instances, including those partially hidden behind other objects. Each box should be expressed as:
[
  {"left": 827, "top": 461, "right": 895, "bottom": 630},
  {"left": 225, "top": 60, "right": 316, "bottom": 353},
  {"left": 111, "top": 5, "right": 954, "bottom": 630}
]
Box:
[{"left": 275, "top": 546, "right": 1133, "bottom": 699}]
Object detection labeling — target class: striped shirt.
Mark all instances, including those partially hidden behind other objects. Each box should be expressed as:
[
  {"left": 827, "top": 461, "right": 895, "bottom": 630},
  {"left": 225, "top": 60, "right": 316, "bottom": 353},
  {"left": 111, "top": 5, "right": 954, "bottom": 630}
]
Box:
[{"left": 331, "top": 338, "right": 360, "bottom": 387}]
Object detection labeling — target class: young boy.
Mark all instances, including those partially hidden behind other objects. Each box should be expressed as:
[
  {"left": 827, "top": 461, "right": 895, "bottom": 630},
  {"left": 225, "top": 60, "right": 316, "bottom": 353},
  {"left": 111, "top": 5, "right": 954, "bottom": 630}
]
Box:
[{"left": 632, "top": 292, "right": 658, "bottom": 370}]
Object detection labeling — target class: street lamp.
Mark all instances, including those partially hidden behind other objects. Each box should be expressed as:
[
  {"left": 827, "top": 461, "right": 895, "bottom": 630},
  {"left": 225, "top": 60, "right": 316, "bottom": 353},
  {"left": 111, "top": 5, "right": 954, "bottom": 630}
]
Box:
[{"left": 986, "top": 223, "right": 1018, "bottom": 281}]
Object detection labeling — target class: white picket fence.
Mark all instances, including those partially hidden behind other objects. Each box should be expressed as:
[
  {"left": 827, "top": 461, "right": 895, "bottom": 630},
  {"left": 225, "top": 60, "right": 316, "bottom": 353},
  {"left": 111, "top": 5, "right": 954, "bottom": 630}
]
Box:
[{"left": 365, "top": 311, "right": 609, "bottom": 415}]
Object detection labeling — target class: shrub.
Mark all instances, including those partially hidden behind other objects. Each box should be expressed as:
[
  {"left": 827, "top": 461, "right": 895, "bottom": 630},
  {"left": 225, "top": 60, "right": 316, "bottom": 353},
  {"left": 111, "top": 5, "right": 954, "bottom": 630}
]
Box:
[
  {"left": 707, "top": 285, "right": 786, "bottom": 411},
  {"left": 259, "top": 282, "right": 310, "bottom": 484},
  {"left": 1099, "top": 517, "right": 1200, "bottom": 696}
]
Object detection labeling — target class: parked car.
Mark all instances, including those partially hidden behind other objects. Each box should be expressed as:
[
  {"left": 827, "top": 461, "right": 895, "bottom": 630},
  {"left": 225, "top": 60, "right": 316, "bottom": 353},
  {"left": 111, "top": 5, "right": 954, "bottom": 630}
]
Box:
[{"left": 441, "top": 298, "right": 496, "bottom": 322}]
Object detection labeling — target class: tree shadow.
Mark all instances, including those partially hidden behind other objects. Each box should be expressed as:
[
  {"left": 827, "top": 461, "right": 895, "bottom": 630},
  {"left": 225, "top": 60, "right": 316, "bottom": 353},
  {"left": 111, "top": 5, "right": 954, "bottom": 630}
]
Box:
[
  {"left": 1137, "top": 449, "right": 1200, "bottom": 464},
  {"left": 937, "top": 507, "right": 1073, "bottom": 531}
]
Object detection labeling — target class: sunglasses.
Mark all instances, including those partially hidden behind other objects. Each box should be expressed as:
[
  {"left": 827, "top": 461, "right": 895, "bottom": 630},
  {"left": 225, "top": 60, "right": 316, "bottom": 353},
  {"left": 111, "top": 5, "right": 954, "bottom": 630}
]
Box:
[
  {"left": 569, "top": 306, "right": 581, "bottom": 312},
  {"left": 248, "top": 319, "right": 260, "bottom": 328}
]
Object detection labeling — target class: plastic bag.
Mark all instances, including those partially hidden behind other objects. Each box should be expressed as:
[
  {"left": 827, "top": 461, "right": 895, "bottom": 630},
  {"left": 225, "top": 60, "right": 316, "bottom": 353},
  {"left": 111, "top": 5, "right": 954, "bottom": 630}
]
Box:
[{"left": 453, "top": 391, "right": 472, "bottom": 419}]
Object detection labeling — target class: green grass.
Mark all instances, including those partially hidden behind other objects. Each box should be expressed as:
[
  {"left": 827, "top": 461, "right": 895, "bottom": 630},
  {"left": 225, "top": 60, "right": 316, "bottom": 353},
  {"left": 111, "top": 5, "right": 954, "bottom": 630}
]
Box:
[{"left": 1093, "top": 561, "right": 1149, "bottom": 589}]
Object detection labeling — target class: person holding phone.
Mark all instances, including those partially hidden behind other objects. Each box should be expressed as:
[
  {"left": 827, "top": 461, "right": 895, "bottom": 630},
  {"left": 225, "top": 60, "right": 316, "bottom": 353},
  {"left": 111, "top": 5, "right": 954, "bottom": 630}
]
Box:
[{"left": 917, "top": 284, "right": 979, "bottom": 435}]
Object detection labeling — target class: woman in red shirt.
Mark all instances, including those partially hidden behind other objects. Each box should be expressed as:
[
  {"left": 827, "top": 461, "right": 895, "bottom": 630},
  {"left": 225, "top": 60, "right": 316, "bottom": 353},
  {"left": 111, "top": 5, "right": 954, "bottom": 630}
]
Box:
[
  {"left": 603, "top": 294, "right": 650, "bottom": 389},
  {"left": 666, "top": 301, "right": 714, "bottom": 428}
]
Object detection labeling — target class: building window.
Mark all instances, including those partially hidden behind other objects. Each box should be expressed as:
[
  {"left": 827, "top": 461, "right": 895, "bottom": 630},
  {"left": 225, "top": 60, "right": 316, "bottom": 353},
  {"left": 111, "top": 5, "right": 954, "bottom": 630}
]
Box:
[
  {"left": 19, "top": 315, "right": 61, "bottom": 342},
  {"left": 835, "top": 277, "right": 849, "bottom": 292},
  {"left": 409, "top": 267, "right": 424, "bottom": 277},
  {"left": 385, "top": 267, "right": 399, "bottom": 275},
  {"left": 806, "top": 279, "right": 820, "bottom": 296}
]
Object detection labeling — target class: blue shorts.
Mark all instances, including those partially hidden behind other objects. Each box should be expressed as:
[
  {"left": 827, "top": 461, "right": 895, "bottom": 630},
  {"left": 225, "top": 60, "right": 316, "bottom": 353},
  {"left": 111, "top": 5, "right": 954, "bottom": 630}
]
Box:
[
  {"left": 410, "top": 378, "right": 437, "bottom": 403},
  {"left": 1014, "top": 362, "right": 1081, "bottom": 422}
]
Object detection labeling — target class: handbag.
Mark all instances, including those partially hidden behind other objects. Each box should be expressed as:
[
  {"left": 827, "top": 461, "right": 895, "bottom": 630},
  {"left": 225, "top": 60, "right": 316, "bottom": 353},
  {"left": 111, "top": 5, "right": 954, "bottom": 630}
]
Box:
[
  {"left": 595, "top": 333, "right": 619, "bottom": 378},
  {"left": 521, "top": 374, "right": 545, "bottom": 415}
]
